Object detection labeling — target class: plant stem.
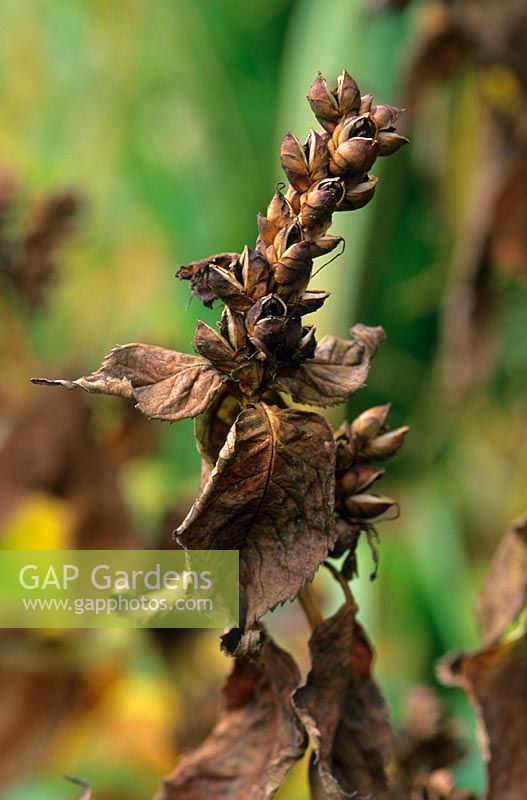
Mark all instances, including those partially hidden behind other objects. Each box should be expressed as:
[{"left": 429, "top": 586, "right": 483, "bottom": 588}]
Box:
[
  {"left": 323, "top": 560, "right": 357, "bottom": 609},
  {"left": 297, "top": 584, "right": 324, "bottom": 630}
]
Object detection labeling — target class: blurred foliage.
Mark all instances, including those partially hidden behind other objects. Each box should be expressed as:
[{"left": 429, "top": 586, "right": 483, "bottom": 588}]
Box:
[{"left": 0, "top": 0, "right": 525, "bottom": 798}]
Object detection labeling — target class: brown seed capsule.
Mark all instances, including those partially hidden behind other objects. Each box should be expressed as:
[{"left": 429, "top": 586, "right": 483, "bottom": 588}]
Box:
[
  {"left": 350, "top": 404, "right": 391, "bottom": 441},
  {"left": 256, "top": 191, "right": 293, "bottom": 251},
  {"left": 330, "top": 137, "right": 379, "bottom": 177},
  {"left": 376, "top": 131, "right": 409, "bottom": 156},
  {"left": 371, "top": 103, "right": 402, "bottom": 130},
  {"left": 245, "top": 294, "right": 287, "bottom": 335},
  {"left": 336, "top": 70, "right": 361, "bottom": 116},
  {"left": 208, "top": 265, "right": 253, "bottom": 312},
  {"left": 338, "top": 465, "right": 384, "bottom": 498},
  {"left": 234, "top": 359, "right": 265, "bottom": 396},
  {"left": 300, "top": 177, "right": 345, "bottom": 233},
  {"left": 223, "top": 308, "right": 247, "bottom": 351},
  {"left": 274, "top": 221, "right": 303, "bottom": 260},
  {"left": 344, "top": 493, "right": 396, "bottom": 519},
  {"left": 307, "top": 72, "right": 340, "bottom": 132},
  {"left": 280, "top": 131, "right": 310, "bottom": 192},
  {"left": 362, "top": 426, "right": 409, "bottom": 459},
  {"left": 288, "top": 289, "right": 331, "bottom": 316},
  {"left": 338, "top": 175, "right": 379, "bottom": 211},
  {"left": 241, "top": 246, "right": 271, "bottom": 301},
  {"left": 194, "top": 320, "right": 236, "bottom": 372},
  {"left": 359, "top": 93, "right": 374, "bottom": 114},
  {"left": 305, "top": 129, "right": 330, "bottom": 184},
  {"left": 295, "top": 325, "right": 317, "bottom": 361},
  {"left": 334, "top": 115, "right": 377, "bottom": 145}
]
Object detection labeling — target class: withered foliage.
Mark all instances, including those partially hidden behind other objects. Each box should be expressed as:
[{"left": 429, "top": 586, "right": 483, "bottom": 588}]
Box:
[
  {"left": 33, "top": 69, "right": 411, "bottom": 799},
  {"left": 293, "top": 597, "right": 392, "bottom": 799},
  {"left": 438, "top": 512, "right": 527, "bottom": 800},
  {"left": 155, "top": 638, "right": 306, "bottom": 800}
]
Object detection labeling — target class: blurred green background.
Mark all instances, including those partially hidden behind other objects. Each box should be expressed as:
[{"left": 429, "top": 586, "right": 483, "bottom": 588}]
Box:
[{"left": 0, "top": 0, "right": 525, "bottom": 798}]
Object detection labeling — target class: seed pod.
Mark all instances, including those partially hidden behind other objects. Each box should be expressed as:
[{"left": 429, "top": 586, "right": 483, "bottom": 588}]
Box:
[
  {"left": 208, "top": 265, "right": 253, "bottom": 312},
  {"left": 330, "top": 137, "right": 379, "bottom": 177},
  {"left": 221, "top": 307, "right": 247, "bottom": 351},
  {"left": 245, "top": 294, "right": 287, "bottom": 336},
  {"left": 280, "top": 131, "right": 310, "bottom": 192},
  {"left": 350, "top": 404, "right": 391, "bottom": 441},
  {"left": 334, "top": 115, "right": 377, "bottom": 145},
  {"left": 336, "top": 70, "right": 361, "bottom": 116},
  {"left": 338, "top": 175, "right": 379, "bottom": 212},
  {"left": 274, "top": 221, "right": 303, "bottom": 261},
  {"left": 359, "top": 93, "right": 374, "bottom": 114},
  {"left": 194, "top": 320, "right": 236, "bottom": 371},
  {"left": 305, "top": 129, "right": 330, "bottom": 183},
  {"left": 300, "top": 177, "right": 345, "bottom": 233},
  {"left": 234, "top": 359, "right": 265, "bottom": 396},
  {"left": 241, "top": 246, "right": 271, "bottom": 301},
  {"left": 377, "top": 131, "right": 409, "bottom": 156},
  {"left": 307, "top": 72, "right": 340, "bottom": 132},
  {"left": 295, "top": 325, "right": 317, "bottom": 361},
  {"left": 371, "top": 103, "right": 402, "bottom": 130},
  {"left": 363, "top": 426, "right": 409, "bottom": 459},
  {"left": 288, "top": 289, "right": 331, "bottom": 316},
  {"left": 340, "top": 466, "right": 385, "bottom": 497},
  {"left": 344, "top": 493, "right": 396, "bottom": 519},
  {"left": 176, "top": 251, "right": 239, "bottom": 307}
]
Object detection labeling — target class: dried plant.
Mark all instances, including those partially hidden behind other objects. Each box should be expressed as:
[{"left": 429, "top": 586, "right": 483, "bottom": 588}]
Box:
[{"left": 34, "top": 70, "right": 413, "bottom": 798}]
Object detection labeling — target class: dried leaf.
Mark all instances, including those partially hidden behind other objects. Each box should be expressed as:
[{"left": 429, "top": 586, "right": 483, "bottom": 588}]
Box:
[
  {"left": 33, "top": 344, "right": 224, "bottom": 422},
  {"left": 271, "top": 324, "right": 385, "bottom": 406},
  {"left": 177, "top": 402, "right": 336, "bottom": 629},
  {"left": 155, "top": 638, "right": 307, "bottom": 800},
  {"left": 293, "top": 601, "right": 392, "bottom": 799},
  {"left": 476, "top": 512, "right": 527, "bottom": 644},
  {"left": 439, "top": 632, "right": 527, "bottom": 800}
]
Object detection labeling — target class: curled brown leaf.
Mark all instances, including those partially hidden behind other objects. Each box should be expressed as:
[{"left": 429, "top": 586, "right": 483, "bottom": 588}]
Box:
[
  {"left": 439, "top": 632, "right": 527, "bottom": 800},
  {"left": 475, "top": 512, "right": 527, "bottom": 644},
  {"left": 154, "top": 638, "right": 307, "bottom": 800},
  {"left": 293, "top": 601, "right": 392, "bottom": 799}
]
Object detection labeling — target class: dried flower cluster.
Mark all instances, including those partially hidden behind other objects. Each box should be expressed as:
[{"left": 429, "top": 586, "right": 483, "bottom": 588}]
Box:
[{"left": 34, "top": 70, "right": 414, "bottom": 798}]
